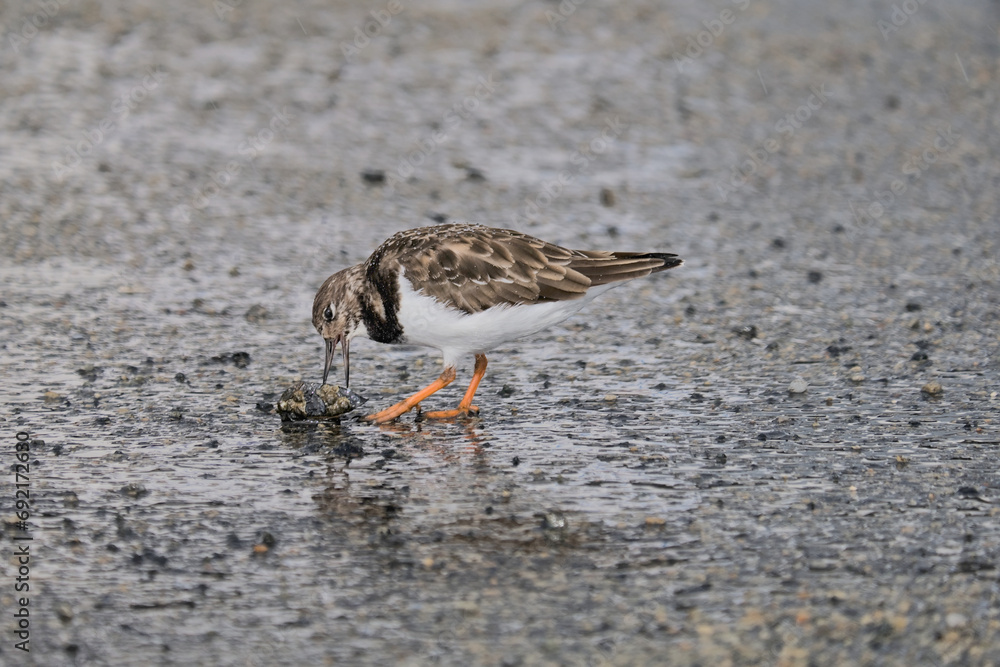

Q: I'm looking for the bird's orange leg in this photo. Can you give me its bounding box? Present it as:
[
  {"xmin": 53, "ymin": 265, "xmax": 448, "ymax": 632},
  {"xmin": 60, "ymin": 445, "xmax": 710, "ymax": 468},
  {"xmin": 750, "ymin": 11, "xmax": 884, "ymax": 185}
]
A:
[
  {"xmin": 425, "ymin": 354, "xmax": 488, "ymax": 420},
  {"xmin": 364, "ymin": 366, "xmax": 456, "ymax": 425}
]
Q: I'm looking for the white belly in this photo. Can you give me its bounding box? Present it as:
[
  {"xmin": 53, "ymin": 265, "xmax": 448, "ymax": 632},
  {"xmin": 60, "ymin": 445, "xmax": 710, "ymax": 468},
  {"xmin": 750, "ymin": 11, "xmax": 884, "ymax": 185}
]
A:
[{"xmin": 396, "ymin": 276, "xmax": 612, "ymax": 367}]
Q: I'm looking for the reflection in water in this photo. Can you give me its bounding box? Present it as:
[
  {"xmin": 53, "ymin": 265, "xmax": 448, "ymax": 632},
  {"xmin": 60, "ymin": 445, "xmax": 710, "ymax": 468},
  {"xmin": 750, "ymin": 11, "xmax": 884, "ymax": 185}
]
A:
[
  {"xmin": 288, "ymin": 417, "xmax": 495, "ymax": 533},
  {"xmin": 277, "ymin": 419, "xmax": 366, "ymax": 460}
]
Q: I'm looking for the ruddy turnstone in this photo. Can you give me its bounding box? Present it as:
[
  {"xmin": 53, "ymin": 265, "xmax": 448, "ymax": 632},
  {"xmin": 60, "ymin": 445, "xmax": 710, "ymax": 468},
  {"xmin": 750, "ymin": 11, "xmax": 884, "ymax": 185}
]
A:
[{"xmin": 312, "ymin": 223, "xmax": 682, "ymax": 424}]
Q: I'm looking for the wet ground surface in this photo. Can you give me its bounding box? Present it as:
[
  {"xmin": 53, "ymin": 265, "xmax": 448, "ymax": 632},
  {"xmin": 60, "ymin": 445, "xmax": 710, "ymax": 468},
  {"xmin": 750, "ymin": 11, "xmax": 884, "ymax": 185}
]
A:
[{"xmin": 1, "ymin": 0, "xmax": 999, "ymax": 665}]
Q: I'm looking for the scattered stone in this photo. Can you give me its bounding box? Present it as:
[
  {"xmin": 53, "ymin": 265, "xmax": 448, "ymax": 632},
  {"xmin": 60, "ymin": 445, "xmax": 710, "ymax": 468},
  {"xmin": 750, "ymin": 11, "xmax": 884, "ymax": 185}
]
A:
[
  {"xmin": 733, "ymin": 325, "xmax": 758, "ymax": 340},
  {"xmin": 905, "ymin": 301, "xmax": 922, "ymax": 312},
  {"xmin": 231, "ymin": 351, "xmax": 251, "ymax": 368},
  {"xmin": 945, "ymin": 612, "xmax": 968, "ymax": 629},
  {"xmin": 849, "ymin": 366, "xmax": 865, "ymax": 383},
  {"xmin": 498, "ymin": 384, "xmax": 516, "ymax": 398},
  {"xmin": 120, "ymin": 483, "xmax": 148, "ymax": 498},
  {"xmin": 360, "ymin": 169, "xmax": 385, "ymax": 184},
  {"xmin": 275, "ymin": 382, "xmax": 367, "ymax": 420},
  {"xmin": 600, "ymin": 187, "xmax": 616, "ymax": 207},
  {"xmin": 245, "ymin": 304, "xmax": 270, "ymax": 324},
  {"xmin": 921, "ymin": 380, "xmax": 943, "ymax": 396},
  {"xmin": 210, "ymin": 352, "xmax": 252, "ymax": 368},
  {"xmin": 827, "ymin": 344, "xmax": 852, "ymax": 358},
  {"xmin": 807, "ymin": 270, "xmax": 823, "ymax": 284},
  {"xmin": 56, "ymin": 602, "xmax": 74, "ymax": 623},
  {"xmin": 788, "ymin": 378, "xmax": 808, "ymax": 394},
  {"xmin": 541, "ymin": 511, "xmax": 567, "ymax": 530},
  {"xmin": 644, "ymin": 516, "xmax": 666, "ymax": 528}
]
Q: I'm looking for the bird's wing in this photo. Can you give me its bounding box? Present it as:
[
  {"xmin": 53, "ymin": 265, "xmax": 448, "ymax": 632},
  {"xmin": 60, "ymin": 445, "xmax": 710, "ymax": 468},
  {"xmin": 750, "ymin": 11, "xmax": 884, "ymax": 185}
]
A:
[{"xmin": 368, "ymin": 224, "xmax": 679, "ymax": 314}]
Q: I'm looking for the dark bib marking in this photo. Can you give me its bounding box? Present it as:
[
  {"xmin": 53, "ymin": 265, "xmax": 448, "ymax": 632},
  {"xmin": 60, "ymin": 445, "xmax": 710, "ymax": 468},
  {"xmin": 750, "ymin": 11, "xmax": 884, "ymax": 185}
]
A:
[{"xmin": 362, "ymin": 268, "xmax": 404, "ymax": 344}]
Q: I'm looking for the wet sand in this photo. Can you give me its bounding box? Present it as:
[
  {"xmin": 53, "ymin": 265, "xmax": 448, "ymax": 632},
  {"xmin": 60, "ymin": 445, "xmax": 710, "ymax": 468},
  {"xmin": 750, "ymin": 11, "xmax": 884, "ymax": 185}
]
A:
[{"xmin": 1, "ymin": 0, "xmax": 998, "ymax": 665}]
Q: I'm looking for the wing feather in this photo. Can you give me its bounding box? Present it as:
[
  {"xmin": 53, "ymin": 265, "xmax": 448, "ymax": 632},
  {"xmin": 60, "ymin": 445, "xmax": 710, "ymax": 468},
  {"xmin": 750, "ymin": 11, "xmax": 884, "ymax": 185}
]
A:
[{"xmin": 366, "ymin": 223, "xmax": 680, "ymax": 314}]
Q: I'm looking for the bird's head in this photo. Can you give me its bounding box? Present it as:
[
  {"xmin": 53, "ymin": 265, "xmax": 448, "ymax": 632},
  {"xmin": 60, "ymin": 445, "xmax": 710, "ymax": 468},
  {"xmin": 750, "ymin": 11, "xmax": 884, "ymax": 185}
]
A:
[{"xmin": 312, "ymin": 266, "xmax": 365, "ymax": 387}]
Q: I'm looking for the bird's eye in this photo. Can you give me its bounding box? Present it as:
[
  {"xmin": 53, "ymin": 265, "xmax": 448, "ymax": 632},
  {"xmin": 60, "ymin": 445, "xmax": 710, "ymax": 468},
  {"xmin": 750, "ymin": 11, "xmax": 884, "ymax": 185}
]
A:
[{"xmin": 323, "ymin": 305, "xmax": 334, "ymax": 322}]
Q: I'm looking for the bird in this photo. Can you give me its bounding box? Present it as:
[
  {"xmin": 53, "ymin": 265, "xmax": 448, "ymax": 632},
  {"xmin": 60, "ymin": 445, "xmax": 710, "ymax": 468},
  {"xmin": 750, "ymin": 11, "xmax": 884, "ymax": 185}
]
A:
[{"xmin": 312, "ymin": 223, "xmax": 682, "ymax": 424}]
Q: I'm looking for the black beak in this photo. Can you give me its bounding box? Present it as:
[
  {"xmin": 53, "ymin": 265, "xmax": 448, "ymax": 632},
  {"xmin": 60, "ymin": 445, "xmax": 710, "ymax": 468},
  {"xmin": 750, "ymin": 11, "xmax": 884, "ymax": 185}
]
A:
[{"xmin": 322, "ymin": 335, "xmax": 350, "ymax": 387}]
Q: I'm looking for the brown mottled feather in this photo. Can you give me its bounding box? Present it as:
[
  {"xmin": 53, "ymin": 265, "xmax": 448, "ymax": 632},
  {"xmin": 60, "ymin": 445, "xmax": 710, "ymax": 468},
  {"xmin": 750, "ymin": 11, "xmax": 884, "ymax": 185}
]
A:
[{"xmin": 365, "ymin": 223, "xmax": 681, "ymax": 314}]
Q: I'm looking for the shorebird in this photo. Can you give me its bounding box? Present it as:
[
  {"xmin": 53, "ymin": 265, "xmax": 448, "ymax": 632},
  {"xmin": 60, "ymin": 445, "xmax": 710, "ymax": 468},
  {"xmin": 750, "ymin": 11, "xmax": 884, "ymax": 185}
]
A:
[{"xmin": 312, "ymin": 223, "xmax": 682, "ymax": 424}]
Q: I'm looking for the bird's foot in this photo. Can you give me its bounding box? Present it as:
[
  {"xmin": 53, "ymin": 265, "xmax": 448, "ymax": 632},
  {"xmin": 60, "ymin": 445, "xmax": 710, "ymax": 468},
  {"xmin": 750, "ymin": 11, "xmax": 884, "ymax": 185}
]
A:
[
  {"xmin": 363, "ymin": 401, "xmax": 415, "ymax": 425},
  {"xmin": 422, "ymin": 405, "xmax": 480, "ymax": 420}
]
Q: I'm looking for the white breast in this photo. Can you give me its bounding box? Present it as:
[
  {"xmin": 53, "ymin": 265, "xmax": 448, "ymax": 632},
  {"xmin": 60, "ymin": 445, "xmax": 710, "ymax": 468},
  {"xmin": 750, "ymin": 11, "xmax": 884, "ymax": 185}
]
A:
[{"xmin": 396, "ymin": 275, "xmax": 613, "ymax": 367}]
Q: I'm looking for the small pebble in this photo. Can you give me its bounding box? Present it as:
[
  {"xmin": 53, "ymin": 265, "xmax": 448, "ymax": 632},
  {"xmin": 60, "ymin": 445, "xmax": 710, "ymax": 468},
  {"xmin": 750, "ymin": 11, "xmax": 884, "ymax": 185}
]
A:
[
  {"xmin": 945, "ymin": 612, "xmax": 968, "ymax": 628},
  {"xmin": 921, "ymin": 380, "xmax": 943, "ymax": 396},
  {"xmin": 120, "ymin": 483, "xmax": 148, "ymax": 498},
  {"xmin": 56, "ymin": 603, "xmax": 74, "ymax": 623},
  {"xmin": 245, "ymin": 304, "xmax": 270, "ymax": 324},
  {"xmin": 788, "ymin": 378, "xmax": 808, "ymax": 394},
  {"xmin": 360, "ymin": 169, "xmax": 385, "ymax": 184}
]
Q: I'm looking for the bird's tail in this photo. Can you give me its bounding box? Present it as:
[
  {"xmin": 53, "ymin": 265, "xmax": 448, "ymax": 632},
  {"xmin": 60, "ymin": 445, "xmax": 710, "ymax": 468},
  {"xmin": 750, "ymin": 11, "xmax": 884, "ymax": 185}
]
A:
[{"xmin": 568, "ymin": 251, "xmax": 683, "ymax": 286}]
